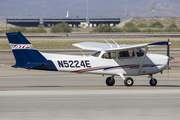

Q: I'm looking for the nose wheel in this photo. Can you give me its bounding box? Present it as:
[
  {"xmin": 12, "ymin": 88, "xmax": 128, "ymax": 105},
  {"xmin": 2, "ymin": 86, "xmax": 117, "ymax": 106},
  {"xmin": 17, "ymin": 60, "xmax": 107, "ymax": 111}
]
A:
[{"xmin": 149, "ymin": 75, "xmax": 157, "ymax": 86}]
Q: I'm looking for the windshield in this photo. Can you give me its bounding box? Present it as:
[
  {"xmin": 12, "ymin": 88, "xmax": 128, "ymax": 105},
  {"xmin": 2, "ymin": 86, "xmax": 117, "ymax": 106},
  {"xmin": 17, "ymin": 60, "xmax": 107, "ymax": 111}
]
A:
[{"xmin": 91, "ymin": 51, "xmax": 101, "ymax": 57}]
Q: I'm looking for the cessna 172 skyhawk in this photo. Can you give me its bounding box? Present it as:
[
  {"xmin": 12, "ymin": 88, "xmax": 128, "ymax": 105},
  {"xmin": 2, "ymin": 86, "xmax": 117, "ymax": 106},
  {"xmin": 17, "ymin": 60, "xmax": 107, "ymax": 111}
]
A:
[{"xmin": 6, "ymin": 32, "xmax": 174, "ymax": 86}]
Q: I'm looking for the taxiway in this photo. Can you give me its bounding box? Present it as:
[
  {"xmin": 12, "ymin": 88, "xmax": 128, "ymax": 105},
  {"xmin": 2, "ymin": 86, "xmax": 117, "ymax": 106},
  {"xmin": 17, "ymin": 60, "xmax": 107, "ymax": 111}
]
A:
[{"xmin": 0, "ymin": 50, "xmax": 180, "ymax": 120}]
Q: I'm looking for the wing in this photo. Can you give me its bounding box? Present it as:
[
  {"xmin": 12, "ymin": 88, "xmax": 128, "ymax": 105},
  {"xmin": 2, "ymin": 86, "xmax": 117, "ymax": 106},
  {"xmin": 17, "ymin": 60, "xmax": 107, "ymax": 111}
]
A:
[
  {"xmin": 72, "ymin": 42, "xmax": 117, "ymax": 51},
  {"xmin": 72, "ymin": 41, "xmax": 169, "ymax": 51},
  {"xmin": 105, "ymin": 41, "xmax": 169, "ymax": 52}
]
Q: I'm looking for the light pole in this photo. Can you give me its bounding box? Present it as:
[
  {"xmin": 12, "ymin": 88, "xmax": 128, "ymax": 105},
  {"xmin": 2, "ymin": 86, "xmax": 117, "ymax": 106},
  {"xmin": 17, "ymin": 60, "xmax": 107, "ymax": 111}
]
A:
[
  {"xmin": 26, "ymin": 5, "xmax": 27, "ymax": 17},
  {"xmin": 85, "ymin": 0, "xmax": 88, "ymax": 19},
  {"xmin": 84, "ymin": 0, "xmax": 89, "ymax": 27}
]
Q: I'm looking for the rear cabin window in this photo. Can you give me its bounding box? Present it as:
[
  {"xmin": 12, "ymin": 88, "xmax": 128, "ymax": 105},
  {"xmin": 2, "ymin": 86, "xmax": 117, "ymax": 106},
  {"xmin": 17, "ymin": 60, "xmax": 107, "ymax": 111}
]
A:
[
  {"xmin": 91, "ymin": 51, "xmax": 101, "ymax": 57},
  {"xmin": 118, "ymin": 50, "xmax": 135, "ymax": 59},
  {"xmin": 102, "ymin": 52, "xmax": 116, "ymax": 59}
]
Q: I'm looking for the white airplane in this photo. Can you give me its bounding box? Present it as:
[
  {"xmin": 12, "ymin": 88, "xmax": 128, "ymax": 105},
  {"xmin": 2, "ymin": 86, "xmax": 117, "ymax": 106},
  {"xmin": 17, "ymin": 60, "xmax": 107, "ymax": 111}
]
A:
[{"xmin": 6, "ymin": 31, "xmax": 174, "ymax": 86}]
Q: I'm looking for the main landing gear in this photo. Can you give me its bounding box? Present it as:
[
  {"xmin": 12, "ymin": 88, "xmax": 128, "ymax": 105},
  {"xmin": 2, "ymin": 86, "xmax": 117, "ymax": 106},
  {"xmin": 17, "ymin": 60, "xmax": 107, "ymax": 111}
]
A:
[
  {"xmin": 106, "ymin": 76, "xmax": 115, "ymax": 86},
  {"xmin": 124, "ymin": 77, "xmax": 134, "ymax": 86},
  {"xmin": 105, "ymin": 75, "xmax": 134, "ymax": 87}
]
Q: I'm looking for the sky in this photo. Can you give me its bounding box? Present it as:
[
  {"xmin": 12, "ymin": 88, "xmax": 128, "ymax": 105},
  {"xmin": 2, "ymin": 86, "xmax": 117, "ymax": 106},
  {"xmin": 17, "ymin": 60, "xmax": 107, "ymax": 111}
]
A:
[
  {"xmin": 0, "ymin": 0, "xmax": 148, "ymax": 18},
  {"xmin": 0, "ymin": 0, "xmax": 179, "ymax": 18}
]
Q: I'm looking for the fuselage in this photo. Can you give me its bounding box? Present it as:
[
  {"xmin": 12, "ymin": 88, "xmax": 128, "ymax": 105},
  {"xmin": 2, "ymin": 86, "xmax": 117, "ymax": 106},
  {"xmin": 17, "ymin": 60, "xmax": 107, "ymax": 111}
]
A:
[{"xmin": 42, "ymin": 50, "xmax": 168, "ymax": 76}]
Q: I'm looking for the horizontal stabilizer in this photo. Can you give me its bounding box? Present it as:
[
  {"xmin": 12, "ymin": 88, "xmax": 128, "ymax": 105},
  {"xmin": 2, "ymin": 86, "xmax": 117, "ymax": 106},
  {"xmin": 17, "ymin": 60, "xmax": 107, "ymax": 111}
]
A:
[{"xmin": 21, "ymin": 62, "xmax": 43, "ymax": 68}]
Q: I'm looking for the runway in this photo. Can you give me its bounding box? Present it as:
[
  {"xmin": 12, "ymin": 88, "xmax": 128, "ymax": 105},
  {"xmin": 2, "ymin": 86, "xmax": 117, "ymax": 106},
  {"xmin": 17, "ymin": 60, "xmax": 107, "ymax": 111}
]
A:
[
  {"xmin": 0, "ymin": 89, "xmax": 180, "ymax": 120},
  {"xmin": 0, "ymin": 50, "xmax": 180, "ymax": 119}
]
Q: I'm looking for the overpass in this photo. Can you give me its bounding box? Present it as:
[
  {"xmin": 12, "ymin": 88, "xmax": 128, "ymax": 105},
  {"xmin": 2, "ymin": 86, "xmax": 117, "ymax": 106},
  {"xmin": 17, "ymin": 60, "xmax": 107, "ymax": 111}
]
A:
[
  {"xmin": 7, "ymin": 18, "xmax": 40, "ymax": 27},
  {"xmin": 7, "ymin": 18, "xmax": 120, "ymax": 27}
]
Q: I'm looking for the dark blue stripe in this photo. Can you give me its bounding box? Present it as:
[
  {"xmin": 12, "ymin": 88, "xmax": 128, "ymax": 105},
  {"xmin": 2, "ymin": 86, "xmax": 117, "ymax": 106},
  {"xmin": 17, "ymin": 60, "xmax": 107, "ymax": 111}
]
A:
[
  {"xmin": 103, "ymin": 64, "xmax": 135, "ymax": 71},
  {"xmin": 79, "ymin": 64, "xmax": 161, "ymax": 73},
  {"xmin": 148, "ymin": 41, "xmax": 169, "ymax": 46},
  {"xmin": 43, "ymin": 60, "xmax": 57, "ymax": 71}
]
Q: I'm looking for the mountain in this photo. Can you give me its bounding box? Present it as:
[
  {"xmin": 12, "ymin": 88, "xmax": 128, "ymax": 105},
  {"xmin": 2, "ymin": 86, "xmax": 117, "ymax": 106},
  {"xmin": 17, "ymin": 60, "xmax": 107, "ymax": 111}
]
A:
[
  {"xmin": 133, "ymin": 0, "xmax": 180, "ymax": 17},
  {"xmin": 0, "ymin": 0, "xmax": 180, "ymax": 18}
]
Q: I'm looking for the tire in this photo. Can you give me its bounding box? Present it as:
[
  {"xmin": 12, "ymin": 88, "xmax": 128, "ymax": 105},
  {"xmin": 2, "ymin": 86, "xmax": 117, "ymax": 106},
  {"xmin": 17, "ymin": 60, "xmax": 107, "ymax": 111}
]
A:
[
  {"xmin": 106, "ymin": 77, "xmax": 115, "ymax": 86},
  {"xmin": 149, "ymin": 78, "xmax": 157, "ymax": 86},
  {"xmin": 124, "ymin": 77, "xmax": 134, "ymax": 86}
]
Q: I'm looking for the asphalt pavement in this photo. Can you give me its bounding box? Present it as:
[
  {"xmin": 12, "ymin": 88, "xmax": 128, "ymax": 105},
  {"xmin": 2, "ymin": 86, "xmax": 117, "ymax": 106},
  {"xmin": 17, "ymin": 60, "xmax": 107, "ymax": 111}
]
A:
[{"xmin": 0, "ymin": 49, "xmax": 180, "ymax": 120}]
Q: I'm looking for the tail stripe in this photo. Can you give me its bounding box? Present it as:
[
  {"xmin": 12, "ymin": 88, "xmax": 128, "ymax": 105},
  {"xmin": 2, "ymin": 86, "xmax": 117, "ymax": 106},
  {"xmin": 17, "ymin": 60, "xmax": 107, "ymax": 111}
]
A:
[{"xmin": 10, "ymin": 43, "xmax": 35, "ymax": 50}]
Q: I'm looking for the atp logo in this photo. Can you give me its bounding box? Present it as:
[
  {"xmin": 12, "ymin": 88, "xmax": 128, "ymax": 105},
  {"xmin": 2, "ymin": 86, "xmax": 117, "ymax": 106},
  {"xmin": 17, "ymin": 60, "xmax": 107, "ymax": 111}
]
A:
[{"xmin": 10, "ymin": 44, "xmax": 35, "ymax": 49}]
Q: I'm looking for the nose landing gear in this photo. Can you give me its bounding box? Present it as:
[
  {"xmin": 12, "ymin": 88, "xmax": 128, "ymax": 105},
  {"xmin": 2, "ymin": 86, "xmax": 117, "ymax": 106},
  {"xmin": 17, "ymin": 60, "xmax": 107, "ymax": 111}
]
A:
[{"xmin": 149, "ymin": 75, "xmax": 157, "ymax": 86}]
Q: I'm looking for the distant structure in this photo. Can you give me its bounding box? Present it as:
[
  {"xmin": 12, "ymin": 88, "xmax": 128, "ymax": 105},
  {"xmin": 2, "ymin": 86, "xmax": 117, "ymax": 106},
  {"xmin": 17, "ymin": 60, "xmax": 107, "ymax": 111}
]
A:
[
  {"xmin": 66, "ymin": 11, "xmax": 69, "ymax": 18},
  {"xmin": 7, "ymin": 18, "xmax": 39, "ymax": 27},
  {"xmin": 7, "ymin": 18, "xmax": 120, "ymax": 28}
]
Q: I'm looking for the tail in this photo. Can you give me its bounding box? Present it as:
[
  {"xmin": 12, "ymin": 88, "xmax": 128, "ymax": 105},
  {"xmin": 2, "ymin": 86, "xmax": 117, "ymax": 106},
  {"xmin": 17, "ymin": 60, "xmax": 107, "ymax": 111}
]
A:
[{"xmin": 6, "ymin": 31, "xmax": 56, "ymax": 70}]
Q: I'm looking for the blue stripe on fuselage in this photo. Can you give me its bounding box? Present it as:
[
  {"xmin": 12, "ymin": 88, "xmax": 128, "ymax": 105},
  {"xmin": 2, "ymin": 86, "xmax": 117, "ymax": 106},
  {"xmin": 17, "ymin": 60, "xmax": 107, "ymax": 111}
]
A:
[{"xmin": 74, "ymin": 64, "xmax": 160, "ymax": 73}]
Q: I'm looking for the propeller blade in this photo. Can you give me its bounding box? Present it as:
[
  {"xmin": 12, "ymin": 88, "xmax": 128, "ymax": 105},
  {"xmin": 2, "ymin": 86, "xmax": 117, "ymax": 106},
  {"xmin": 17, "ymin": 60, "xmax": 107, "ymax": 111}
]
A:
[
  {"xmin": 167, "ymin": 39, "xmax": 170, "ymax": 57},
  {"xmin": 167, "ymin": 39, "xmax": 170, "ymax": 78},
  {"xmin": 168, "ymin": 60, "xmax": 169, "ymax": 79}
]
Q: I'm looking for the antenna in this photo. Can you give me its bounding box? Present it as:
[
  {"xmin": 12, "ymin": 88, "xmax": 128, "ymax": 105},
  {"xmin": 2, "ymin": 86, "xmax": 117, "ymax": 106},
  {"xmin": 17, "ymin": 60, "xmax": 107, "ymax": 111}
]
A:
[
  {"xmin": 79, "ymin": 49, "xmax": 85, "ymax": 57},
  {"xmin": 111, "ymin": 39, "xmax": 119, "ymax": 48},
  {"xmin": 103, "ymin": 38, "xmax": 112, "ymax": 48}
]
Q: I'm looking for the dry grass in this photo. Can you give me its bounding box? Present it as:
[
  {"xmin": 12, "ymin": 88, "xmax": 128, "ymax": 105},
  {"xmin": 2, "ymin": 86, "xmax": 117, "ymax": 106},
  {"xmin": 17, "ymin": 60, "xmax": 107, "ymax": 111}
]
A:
[{"xmin": 1, "ymin": 39, "xmax": 180, "ymax": 50}]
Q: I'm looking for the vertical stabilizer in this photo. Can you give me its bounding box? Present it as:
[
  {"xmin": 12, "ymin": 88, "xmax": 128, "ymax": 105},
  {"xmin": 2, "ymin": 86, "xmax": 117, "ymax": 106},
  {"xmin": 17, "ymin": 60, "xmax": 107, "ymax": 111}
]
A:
[{"xmin": 6, "ymin": 32, "xmax": 47, "ymax": 68}]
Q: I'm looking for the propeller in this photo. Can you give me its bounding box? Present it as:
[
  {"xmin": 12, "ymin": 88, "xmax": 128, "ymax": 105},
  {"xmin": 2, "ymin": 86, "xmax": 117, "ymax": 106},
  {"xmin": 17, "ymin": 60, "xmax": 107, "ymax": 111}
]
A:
[
  {"xmin": 167, "ymin": 39, "xmax": 170, "ymax": 78},
  {"xmin": 167, "ymin": 39, "xmax": 170, "ymax": 58},
  {"xmin": 166, "ymin": 39, "xmax": 174, "ymax": 78}
]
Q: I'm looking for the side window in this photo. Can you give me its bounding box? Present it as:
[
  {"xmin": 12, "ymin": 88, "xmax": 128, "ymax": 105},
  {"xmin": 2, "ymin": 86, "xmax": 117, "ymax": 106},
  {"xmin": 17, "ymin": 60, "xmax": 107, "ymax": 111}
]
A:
[
  {"xmin": 136, "ymin": 49, "xmax": 144, "ymax": 57},
  {"xmin": 102, "ymin": 52, "xmax": 116, "ymax": 59},
  {"xmin": 118, "ymin": 50, "xmax": 135, "ymax": 59},
  {"xmin": 91, "ymin": 51, "xmax": 101, "ymax": 57}
]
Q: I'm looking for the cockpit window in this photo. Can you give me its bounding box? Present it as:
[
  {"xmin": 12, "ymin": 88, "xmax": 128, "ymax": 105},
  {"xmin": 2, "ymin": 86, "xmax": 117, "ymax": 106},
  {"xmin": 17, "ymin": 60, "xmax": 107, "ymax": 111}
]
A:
[
  {"xmin": 118, "ymin": 50, "xmax": 135, "ymax": 59},
  {"xmin": 102, "ymin": 52, "xmax": 116, "ymax": 59},
  {"xmin": 136, "ymin": 49, "xmax": 144, "ymax": 57},
  {"xmin": 91, "ymin": 51, "xmax": 101, "ymax": 57}
]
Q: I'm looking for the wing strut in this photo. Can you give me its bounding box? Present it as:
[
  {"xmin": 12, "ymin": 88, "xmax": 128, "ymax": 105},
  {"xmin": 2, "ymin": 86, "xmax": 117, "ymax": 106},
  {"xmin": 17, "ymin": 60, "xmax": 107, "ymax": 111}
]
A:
[
  {"xmin": 111, "ymin": 39, "xmax": 119, "ymax": 48},
  {"xmin": 138, "ymin": 46, "xmax": 149, "ymax": 74},
  {"xmin": 103, "ymin": 39, "xmax": 112, "ymax": 48}
]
